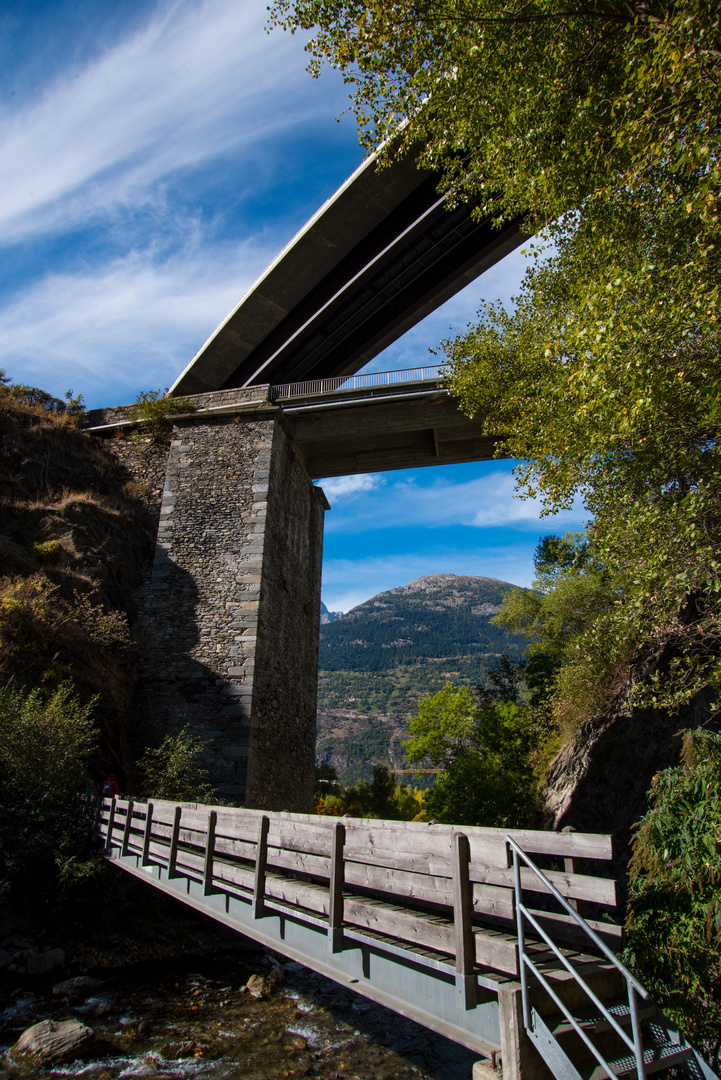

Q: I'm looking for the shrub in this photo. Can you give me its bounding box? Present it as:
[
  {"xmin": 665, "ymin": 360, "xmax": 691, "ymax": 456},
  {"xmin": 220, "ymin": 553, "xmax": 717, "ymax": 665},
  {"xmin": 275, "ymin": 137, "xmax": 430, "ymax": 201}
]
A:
[
  {"xmin": 624, "ymin": 730, "xmax": 721, "ymax": 1069},
  {"xmin": 0, "ymin": 682, "xmax": 99, "ymax": 913},
  {"xmin": 129, "ymin": 389, "xmax": 195, "ymax": 443},
  {"xmin": 137, "ymin": 726, "xmax": 219, "ymax": 803},
  {"xmin": 32, "ymin": 540, "xmax": 63, "ymax": 565}
]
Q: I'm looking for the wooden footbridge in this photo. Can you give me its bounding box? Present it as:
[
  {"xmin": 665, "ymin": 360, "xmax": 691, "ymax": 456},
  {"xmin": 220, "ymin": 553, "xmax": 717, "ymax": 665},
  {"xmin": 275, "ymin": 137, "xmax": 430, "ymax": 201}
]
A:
[{"xmin": 99, "ymin": 798, "xmax": 715, "ymax": 1080}]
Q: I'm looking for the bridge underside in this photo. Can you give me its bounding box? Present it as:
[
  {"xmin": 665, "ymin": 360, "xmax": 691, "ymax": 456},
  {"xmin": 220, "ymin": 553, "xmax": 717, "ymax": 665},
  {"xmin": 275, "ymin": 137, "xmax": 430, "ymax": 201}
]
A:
[
  {"xmin": 284, "ymin": 383, "xmax": 500, "ymax": 478},
  {"xmin": 171, "ymin": 149, "xmax": 526, "ymax": 395}
]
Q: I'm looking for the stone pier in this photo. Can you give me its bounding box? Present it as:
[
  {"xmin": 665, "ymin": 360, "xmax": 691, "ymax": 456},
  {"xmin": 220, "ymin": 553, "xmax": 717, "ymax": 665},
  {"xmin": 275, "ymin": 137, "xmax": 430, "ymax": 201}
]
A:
[{"xmin": 131, "ymin": 403, "xmax": 328, "ymax": 811}]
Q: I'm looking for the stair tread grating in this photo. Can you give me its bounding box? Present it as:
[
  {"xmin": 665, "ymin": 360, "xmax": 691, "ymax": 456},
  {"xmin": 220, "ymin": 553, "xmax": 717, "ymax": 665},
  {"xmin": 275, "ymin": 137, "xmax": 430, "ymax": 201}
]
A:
[
  {"xmin": 579, "ymin": 1040, "xmax": 694, "ymax": 1080},
  {"xmin": 549, "ymin": 999, "xmax": 656, "ymax": 1037}
]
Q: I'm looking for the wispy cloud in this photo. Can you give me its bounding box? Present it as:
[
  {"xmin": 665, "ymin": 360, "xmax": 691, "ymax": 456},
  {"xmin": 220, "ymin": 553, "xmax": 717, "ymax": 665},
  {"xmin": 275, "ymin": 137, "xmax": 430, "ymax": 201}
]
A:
[
  {"xmin": 0, "ymin": 234, "xmax": 280, "ymax": 405},
  {"xmin": 0, "ymin": 0, "xmax": 346, "ymax": 247},
  {"xmin": 321, "ymin": 467, "xmax": 585, "ymax": 534}
]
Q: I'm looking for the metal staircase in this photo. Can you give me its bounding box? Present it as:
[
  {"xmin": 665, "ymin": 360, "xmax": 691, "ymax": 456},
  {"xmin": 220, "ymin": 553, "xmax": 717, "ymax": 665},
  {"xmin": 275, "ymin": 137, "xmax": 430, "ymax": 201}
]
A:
[{"xmin": 507, "ymin": 837, "xmax": 718, "ymax": 1080}]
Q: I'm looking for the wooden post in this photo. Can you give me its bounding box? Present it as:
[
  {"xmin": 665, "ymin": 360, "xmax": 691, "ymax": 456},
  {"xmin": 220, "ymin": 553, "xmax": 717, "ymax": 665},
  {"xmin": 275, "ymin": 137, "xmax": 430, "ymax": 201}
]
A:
[
  {"xmin": 204, "ymin": 810, "xmax": 217, "ymax": 896},
  {"xmin": 562, "ymin": 825, "xmax": 586, "ymax": 917},
  {"xmin": 168, "ymin": 805, "xmax": 182, "ymax": 879},
  {"xmin": 252, "ymin": 814, "xmax": 270, "ymax": 919},
  {"xmin": 104, "ymin": 797, "xmax": 117, "ymax": 854},
  {"xmin": 141, "ymin": 802, "xmax": 154, "ymax": 867},
  {"xmin": 452, "ymin": 831, "xmax": 476, "ymax": 1010},
  {"xmin": 121, "ymin": 799, "xmax": 134, "ymax": 857},
  {"xmin": 328, "ymin": 821, "xmax": 345, "ymax": 953}
]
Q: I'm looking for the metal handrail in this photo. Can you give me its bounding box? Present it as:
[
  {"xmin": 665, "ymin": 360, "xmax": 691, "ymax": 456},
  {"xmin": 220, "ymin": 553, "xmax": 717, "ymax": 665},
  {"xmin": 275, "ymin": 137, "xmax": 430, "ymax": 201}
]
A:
[
  {"xmin": 269, "ymin": 364, "xmax": 445, "ymax": 401},
  {"xmin": 507, "ymin": 835, "xmax": 649, "ymax": 1080}
]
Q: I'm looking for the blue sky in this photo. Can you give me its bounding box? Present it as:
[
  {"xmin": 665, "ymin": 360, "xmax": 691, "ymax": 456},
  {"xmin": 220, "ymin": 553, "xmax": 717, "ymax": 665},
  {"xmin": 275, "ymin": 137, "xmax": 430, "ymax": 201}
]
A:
[{"xmin": 0, "ymin": 0, "xmax": 586, "ymax": 612}]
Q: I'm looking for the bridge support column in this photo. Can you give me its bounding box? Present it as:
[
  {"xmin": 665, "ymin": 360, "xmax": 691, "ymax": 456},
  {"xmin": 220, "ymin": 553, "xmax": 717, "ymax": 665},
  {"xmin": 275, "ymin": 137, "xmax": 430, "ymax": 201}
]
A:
[{"xmin": 134, "ymin": 409, "xmax": 328, "ymax": 811}]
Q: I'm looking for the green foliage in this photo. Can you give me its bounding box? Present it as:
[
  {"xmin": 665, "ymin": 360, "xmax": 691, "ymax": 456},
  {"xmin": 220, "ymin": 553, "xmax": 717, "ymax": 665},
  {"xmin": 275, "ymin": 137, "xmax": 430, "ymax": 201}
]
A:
[
  {"xmin": 0, "ymin": 682, "xmax": 99, "ymax": 913},
  {"xmin": 315, "ymin": 763, "xmax": 425, "ymax": 820},
  {"xmin": 405, "ymin": 683, "xmax": 538, "ymax": 827},
  {"xmin": 625, "ymin": 730, "xmax": 721, "ymax": 1069},
  {"xmin": 137, "ymin": 725, "xmax": 219, "ymax": 803},
  {"xmin": 32, "ymin": 540, "xmax": 63, "ymax": 565},
  {"xmin": 404, "ymin": 683, "xmax": 477, "ymax": 767},
  {"xmin": 273, "ymin": 0, "xmax": 721, "ymax": 726},
  {"xmin": 129, "ymin": 389, "xmax": 196, "ymax": 442},
  {"xmin": 494, "ymin": 532, "xmax": 622, "ymax": 731}
]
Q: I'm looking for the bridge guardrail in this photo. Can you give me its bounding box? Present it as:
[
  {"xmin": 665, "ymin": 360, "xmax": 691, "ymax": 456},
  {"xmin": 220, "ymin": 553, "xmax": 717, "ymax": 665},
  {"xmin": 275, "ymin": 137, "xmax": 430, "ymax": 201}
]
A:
[{"xmin": 268, "ymin": 364, "xmax": 446, "ymax": 401}]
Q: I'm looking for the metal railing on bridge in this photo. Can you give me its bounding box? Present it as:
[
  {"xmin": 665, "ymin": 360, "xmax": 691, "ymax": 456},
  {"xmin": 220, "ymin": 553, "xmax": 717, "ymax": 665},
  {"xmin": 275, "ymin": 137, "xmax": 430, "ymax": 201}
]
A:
[{"xmin": 268, "ymin": 364, "xmax": 445, "ymax": 402}]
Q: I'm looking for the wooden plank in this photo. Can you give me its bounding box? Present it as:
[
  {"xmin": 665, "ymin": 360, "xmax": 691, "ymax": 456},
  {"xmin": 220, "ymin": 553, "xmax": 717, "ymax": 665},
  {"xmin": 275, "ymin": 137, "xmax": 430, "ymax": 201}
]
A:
[
  {"xmin": 122, "ymin": 800, "xmax": 135, "ymax": 857},
  {"xmin": 344, "ymin": 846, "xmax": 452, "ymax": 878},
  {"xmin": 104, "ymin": 798, "xmax": 117, "ymax": 854},
  {"xmin": 344, "ymin": 896, "xmax": 455, "ymax": 955},
  {"xmin": 452, "ymin": 832, "xmax": 476, "ymax": 1008},
  {"xmin": 470, "ymin": 865, "xmax": 617, "ymax": 908},
  {"xmin": 204, "ymin": 810, "xmax": 217, "ymax": 896},
  {"xmin": 265, "ymin": 846, "xmax": 330, "ymax": 878},
  {"xmin": 344, "ymin": 861, "xmax": 453, "ymax": 906},
  {"xmin": 168, "ymin": 805, "xmax": 182, "ymax": 879},
  {"xmin": 141, "ymin": 803, "xmax": 154, "ymax": 867},
  {"xmin": 473, "ymin": 928, "xmax": 519, "ymax": 976},
  {"xmin": 328, "ymin": 821, "xmax": 345, "ymax": 952},
  {"xmin": 472, "ymin": 883, "xmax": 515, "ymax": 921},
  {"xmin": 253, "ymin": 815, "xmax": 269, "ymax": 919},
  {"xmin": 525, "ymin": 908, "xmax": 623, "ymax": 949},
  {"xmin": 502, "ymin": 828, "xmax": 613, "ymax": 862}
]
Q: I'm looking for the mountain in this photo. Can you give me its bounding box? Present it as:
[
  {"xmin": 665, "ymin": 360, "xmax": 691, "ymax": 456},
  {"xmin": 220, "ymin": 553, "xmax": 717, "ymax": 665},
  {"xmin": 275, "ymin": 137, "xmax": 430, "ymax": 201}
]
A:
[
  {"xmin": 320, "ymin": 600, "xmax": 343, "ymax": 624},
  {"xmin": 316, "ymin": 574, "xmax": 527, "ymax": 783}
]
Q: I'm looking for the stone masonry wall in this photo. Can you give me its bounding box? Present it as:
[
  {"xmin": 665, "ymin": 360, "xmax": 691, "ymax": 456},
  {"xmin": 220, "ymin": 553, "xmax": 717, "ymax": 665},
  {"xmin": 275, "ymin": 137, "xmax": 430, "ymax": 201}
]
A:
[
  {"xmin": 132, "ymin": 410, "xmax": 326, "ymax": 809},
  {"xmin": 246, "ymin": 418, "xmax": 328, "ymax": 810}
]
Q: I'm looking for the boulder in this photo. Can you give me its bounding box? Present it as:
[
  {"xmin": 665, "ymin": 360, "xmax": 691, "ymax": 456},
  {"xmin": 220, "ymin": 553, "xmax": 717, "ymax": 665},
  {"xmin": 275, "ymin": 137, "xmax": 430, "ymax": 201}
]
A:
[
  {"xmin": 12, "ymin": 1019, "xmax": 95, "ymax": 1062},
  {"xmin": 52, "ymin": 975, "xmax": 104, "ymax": 998},
  {"xmin": 246, "ymin": 966, "xmax": 284, "ymax": 999}
]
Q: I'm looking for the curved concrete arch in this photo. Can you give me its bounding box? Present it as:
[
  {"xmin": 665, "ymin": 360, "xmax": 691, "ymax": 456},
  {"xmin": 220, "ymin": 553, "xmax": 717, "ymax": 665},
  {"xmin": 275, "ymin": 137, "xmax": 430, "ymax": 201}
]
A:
[{"xmin": 170, "ymin": 148, "xmax": 526, "ymax": 396}]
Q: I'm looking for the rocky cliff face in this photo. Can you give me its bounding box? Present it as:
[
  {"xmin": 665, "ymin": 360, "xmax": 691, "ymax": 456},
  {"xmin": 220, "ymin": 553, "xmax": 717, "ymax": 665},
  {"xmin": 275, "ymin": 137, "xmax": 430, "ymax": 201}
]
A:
[{"xmin": 540, "ymin": 660, "xmax": 716, "ymax": 908}]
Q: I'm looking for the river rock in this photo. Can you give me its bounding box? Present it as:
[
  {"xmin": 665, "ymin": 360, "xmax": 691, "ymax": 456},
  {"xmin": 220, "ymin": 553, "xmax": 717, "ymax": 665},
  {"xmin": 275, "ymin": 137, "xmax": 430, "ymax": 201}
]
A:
[
  {"xmin": 53, "ymin": 975, "xmax": 104, "ymax": 998},
  {"xmin": 246, "ymin": 966, "xmax": 284, "ymax": 999},
  {"xmin": 12, "ymin": 1019, "xmax": 95, "ymax": 1061}
]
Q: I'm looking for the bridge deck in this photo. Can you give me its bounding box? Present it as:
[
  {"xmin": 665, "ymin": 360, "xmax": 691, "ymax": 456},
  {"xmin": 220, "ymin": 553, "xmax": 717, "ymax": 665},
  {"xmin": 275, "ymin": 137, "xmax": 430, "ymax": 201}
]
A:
[{"xmin": 99, "ymin": 799, "xmax": 620, "ymax": 1060}]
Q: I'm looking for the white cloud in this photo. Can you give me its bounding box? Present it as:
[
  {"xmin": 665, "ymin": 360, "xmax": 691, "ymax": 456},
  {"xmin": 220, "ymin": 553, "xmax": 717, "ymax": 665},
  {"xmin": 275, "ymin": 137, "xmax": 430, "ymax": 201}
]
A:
[
  {"xmin": 318, "ymin": 474, "xmax": 386, "ymax": 501},
  {"xmin": 0, "ymin": 233, "xmax": 281, "ymax": 405},
  {"xmin": 323, "ymin": 467, "xmax": 586, "ymax": 534},
  {"xmin": 0, "ymin": 0, "xmax": 347, "ymax": 246}
]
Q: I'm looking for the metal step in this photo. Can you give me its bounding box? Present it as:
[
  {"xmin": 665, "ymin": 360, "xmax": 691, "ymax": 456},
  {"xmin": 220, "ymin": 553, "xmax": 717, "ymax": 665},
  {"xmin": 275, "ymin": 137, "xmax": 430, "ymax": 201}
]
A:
[
  {"xmin": 549, "ymin": 999, "xmax": 657, "ymax": 1039},
  {"xmin": 579, "ymin": 1041, "xmax": 695, "ymax": 1080},
  {"xmin": 529, "ymin": 1007, "xmax": 695, "ymax": 1080}
]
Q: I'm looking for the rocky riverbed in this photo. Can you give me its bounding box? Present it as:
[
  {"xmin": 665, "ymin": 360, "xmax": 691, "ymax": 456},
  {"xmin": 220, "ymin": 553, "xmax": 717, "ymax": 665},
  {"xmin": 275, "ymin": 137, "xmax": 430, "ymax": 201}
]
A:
[{"xmin": 1, "ymin": 941, "xmax": 479, "ymax": 1079}]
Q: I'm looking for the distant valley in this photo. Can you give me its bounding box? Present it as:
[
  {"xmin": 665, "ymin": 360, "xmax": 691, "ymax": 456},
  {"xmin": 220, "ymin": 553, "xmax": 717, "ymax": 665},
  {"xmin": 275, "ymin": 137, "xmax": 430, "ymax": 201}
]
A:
[{"xmin": 316, "ymin": 573, "xmax": 526, "ymax": 783}]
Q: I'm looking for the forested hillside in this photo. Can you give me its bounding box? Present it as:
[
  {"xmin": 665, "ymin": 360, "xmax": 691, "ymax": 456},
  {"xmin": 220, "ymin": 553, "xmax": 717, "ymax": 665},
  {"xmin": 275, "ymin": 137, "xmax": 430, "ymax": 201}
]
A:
[{"xmin": 316, "ymin": 574, "xmax": 526, "ymax": 781}]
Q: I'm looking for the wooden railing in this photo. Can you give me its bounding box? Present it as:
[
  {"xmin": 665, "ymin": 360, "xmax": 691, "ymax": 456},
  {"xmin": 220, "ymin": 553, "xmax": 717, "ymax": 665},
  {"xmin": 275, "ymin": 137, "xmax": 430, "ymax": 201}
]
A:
[{"xmin": 100, "ymin": 799, "xmax": 619, "ymax": 985}]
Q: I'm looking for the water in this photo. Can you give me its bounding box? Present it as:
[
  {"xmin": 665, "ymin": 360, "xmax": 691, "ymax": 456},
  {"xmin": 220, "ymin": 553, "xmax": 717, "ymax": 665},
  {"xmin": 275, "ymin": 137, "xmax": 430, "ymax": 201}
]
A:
[{"xmin": 0, "ymin": 949, "xmax": 477, "ymax": 1079}]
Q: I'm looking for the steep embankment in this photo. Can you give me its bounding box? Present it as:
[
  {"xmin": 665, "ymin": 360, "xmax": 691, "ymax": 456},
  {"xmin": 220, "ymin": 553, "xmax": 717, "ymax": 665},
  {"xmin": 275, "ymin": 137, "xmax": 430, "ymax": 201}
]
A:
[
  {"xmin": 0, "ymin": 389, "xmax": 166, "ymax": 778},
  {"xmin": 316, "ymin": 573, "xmax": 525, "ymax": 782}
]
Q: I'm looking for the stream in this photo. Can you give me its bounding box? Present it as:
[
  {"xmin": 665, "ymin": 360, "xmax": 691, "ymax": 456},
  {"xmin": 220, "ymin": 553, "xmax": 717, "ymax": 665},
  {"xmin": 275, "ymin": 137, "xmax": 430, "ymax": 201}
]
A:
[{"xmin": 0, "ymin": 945, "xmax": 478, "ymax": 1080}]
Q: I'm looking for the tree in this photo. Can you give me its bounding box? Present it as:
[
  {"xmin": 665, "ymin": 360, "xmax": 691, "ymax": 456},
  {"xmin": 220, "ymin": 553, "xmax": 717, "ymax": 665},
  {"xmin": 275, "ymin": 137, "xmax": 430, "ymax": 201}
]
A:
[
  {"xmin": 271, "ymin": 0, "xmax": 721, "ymax": 718},
  {"xmin": 405, "ymin": 685, "xmax": 538, "ymax": 826}
]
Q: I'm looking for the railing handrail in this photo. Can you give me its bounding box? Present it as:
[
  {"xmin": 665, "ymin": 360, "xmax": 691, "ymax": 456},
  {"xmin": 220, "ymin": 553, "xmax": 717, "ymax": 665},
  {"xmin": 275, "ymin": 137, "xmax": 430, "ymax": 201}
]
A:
[
  {"xmin": 269, "ymin": 364, "xmax": 445, "ymax": 401},
  {"xmin": 508, "ymin": 835, "xmax": 649, "ymax": 1080},
  {"xmin": 506, "ymin": 835, "xmax": 647, "ymax": 997}
]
